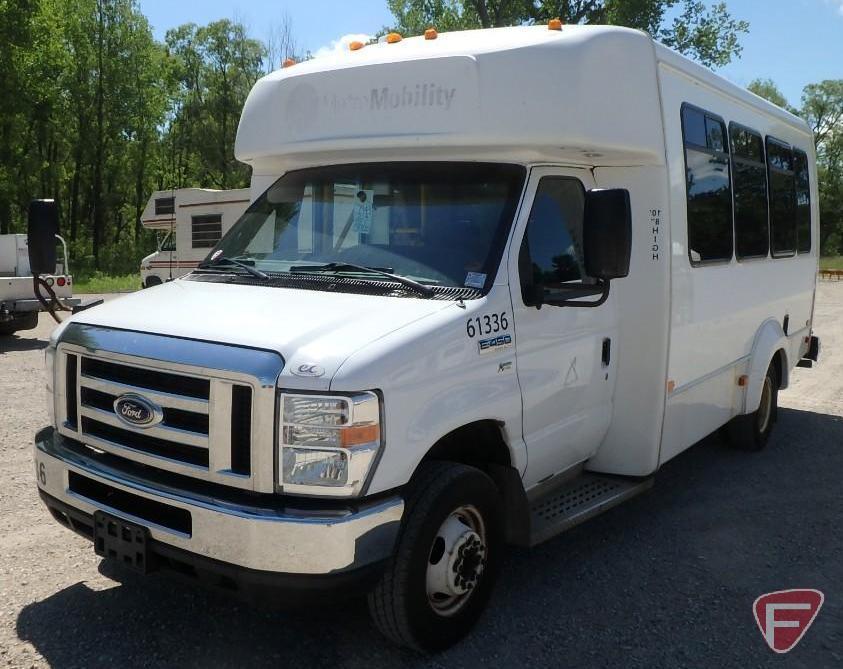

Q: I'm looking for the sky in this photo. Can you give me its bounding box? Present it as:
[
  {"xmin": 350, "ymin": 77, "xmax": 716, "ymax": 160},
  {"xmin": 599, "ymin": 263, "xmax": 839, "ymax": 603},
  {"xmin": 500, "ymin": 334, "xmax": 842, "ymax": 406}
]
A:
[{"xmin": 137, "ymin": 0, "xmax": 843, "ymax": 106}]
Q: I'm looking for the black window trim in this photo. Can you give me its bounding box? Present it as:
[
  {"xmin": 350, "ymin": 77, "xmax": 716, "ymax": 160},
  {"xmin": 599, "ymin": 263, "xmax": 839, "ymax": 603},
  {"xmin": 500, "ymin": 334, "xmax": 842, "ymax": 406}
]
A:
[
  {"xmin": 680, "ymin": 102, "xmax": 734, "ymax": 267},
  {"xmin": 765, "ymin": 135, "xmax": 796, "ymax": 259},
  {"xmin": 792, "ymin": 146, "xmax": 812, "ymax": 255},
  {"xmin": 728, "ymin": 121, "xmax": 770, "ymax": 262}
]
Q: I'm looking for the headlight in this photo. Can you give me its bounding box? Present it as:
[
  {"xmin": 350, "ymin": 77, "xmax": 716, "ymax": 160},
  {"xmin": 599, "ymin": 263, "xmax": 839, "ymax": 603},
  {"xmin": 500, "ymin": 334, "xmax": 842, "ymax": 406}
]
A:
[
  {"xmin": 45, "ymin": 345, "xmax": 56, "ymax": 424},
  {"xmin": 278, "ymin": 391, "xmax": 382, "ymax": 497}
]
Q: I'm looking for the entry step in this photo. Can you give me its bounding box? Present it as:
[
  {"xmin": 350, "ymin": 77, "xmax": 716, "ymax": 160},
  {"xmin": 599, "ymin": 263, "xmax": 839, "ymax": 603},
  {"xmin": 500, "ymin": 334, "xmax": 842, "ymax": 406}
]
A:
[{"xmin": 529, "ymin": 473, "xmax": 654, "ymax": 546}]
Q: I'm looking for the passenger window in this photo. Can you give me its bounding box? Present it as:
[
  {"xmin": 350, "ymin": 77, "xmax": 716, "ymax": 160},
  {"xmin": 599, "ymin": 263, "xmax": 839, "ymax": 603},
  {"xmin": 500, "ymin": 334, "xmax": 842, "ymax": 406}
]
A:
[
  {"xmin": 766, "ymin": 138, "xmax": 796, "ymax": 257},
  {"xmin": 729, "ymin": 124, "xmax": 769, "ymax": 259},
  {"xmin": 793, "ymin": 149, "xmax": 811, "ymax": 254},
  {"xmin": 682, "ymin": 106, "xmax": 733, "ymax": 263},
  {"xmin": 519, "ymin": 177, "xmax": 586, "ymax": 304}
]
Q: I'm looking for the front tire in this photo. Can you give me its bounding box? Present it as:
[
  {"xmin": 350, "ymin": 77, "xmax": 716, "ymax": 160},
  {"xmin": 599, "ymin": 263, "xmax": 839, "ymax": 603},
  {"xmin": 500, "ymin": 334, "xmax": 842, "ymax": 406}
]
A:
[
  {"xmin": 725, "ymin": 363, "xmax": 778, "ymax": 451},
  {"xmin": 367, "ymin": 461, "xmax": 503, "ymax": 652}
]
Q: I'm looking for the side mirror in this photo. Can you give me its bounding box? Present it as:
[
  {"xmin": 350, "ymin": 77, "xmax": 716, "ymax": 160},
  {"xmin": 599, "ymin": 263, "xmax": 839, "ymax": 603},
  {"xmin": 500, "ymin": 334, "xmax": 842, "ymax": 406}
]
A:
[
  {"xmin": 27, "ymin": 199, "xmax": 59, "ymax": 275},
  {"xmin": 583, "ymin": 189, "xmax": 631, "ymax": 280}
]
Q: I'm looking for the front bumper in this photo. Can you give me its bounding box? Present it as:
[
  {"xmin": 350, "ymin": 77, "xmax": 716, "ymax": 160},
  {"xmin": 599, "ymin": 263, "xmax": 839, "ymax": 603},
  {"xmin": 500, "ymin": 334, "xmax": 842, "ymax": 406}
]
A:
[{"xmin": 34, "ymin": 427, "xmax": 403, "ymax": 578}]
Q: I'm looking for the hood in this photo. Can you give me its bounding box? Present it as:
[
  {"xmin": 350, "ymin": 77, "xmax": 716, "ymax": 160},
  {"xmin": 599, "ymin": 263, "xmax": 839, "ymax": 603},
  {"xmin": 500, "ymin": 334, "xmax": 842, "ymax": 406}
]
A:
[{"xmin": 64, "ymin": 279, "xmax": 454, "ymax": 387}]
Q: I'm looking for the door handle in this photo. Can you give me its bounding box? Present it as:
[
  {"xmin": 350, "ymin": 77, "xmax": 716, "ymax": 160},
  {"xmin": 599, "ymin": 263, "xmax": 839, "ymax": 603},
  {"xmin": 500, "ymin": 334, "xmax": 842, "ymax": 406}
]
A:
[{"xmin": 602, "ymin": 338, "xmax": 611, "ymax": 367}]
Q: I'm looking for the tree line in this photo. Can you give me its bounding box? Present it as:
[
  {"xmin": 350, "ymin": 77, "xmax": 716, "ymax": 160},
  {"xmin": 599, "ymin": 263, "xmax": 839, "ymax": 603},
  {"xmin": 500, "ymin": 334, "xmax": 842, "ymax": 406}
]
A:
[
  {"xmin": 0, "ymin": 0, "xmax": 296, "ymax": 276},
  {"xmin": 0, "ymin": 0, "xmax": 840, "ymax": 281}
]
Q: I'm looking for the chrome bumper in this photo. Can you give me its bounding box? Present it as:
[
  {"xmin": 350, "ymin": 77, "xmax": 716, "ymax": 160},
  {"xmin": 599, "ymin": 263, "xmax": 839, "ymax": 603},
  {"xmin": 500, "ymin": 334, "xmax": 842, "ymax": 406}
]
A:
[{"xmin": 34, "ymin": 428, "xmax": 403, "ymax": 575}]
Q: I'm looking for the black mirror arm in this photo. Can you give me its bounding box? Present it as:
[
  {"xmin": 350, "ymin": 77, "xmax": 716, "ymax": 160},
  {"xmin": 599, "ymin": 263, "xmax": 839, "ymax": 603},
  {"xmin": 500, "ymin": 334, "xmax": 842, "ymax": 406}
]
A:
[{"xmin": 546, "ymin": 279, "xmax": 611, "ymax": 308}]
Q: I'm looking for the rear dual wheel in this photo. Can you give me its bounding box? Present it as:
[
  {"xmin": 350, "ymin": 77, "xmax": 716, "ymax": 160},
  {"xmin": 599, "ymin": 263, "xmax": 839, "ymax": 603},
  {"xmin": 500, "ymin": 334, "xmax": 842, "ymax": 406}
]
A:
[
  {"xmin": 367, "ymin": 461, "xmax": 502, "ymax": 652},
  {"xmin": 725, "ymin": 363, "xmax": 779, "ymax": 451}
]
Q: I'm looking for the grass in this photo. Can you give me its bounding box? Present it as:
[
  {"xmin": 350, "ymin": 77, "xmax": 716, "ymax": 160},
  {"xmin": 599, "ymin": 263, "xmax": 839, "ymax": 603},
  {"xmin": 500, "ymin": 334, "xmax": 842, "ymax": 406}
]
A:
[
  {"xmin": 72, "ymin": 272, "xmax": 140, "ymax": 294},
  {"xmin": 820, "ymin": 256, "xmax": 843, "ymax": 270}
]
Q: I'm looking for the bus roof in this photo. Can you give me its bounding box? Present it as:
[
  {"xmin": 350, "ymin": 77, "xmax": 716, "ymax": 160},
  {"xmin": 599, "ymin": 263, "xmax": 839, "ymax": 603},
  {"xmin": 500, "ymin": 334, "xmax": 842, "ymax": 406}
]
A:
[{"xmin": 235, "ymin": 24, "xmax": 810, "ymax": 172}]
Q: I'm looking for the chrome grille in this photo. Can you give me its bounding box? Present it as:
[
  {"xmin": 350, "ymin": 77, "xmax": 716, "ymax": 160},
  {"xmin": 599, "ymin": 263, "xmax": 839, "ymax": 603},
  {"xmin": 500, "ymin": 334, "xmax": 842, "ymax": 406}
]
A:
[{"xmin": 55, "ymin": 324, "xmax": 284, "ymax": 492}]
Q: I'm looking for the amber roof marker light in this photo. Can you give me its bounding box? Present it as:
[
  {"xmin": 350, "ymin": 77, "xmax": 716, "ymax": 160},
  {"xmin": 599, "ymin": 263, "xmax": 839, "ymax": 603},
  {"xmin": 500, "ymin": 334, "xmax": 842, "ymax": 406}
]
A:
[
  {"xmin": 548, "ymin": 18, "xmax": 563, "ymax": 30},
  {"xmin": 386, "ymin": 32, "xmax": 402, "ymax": 43},
  {"xmin": 349, "ymin": 40, "xmax": 364, "ymax": 51},
  {"xmin": 282, "ymin": 58, "xmax": 296, "ymax": 68},
  {"xmin": 424, "ymin": 27, "xmax": 438, "ymax": 40}
]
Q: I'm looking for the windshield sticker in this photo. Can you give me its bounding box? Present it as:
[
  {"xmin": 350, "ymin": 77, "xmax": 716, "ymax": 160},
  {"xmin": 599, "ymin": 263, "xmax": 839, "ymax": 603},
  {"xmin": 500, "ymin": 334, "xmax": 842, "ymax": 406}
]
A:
[
  {"xmin": 465, "ymin": 272, "xmax": 486, "ymax": 289},
  {"xmin": 352, "ymin": 189, "xmax": 374, "ymax": 234}
]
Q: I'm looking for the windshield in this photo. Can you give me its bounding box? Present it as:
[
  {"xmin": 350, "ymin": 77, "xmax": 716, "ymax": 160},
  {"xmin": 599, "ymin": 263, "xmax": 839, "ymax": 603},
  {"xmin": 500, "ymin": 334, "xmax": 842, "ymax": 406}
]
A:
[{"xmin": 205, "ymin": 163, "xmax": 525, "ymax": 293}]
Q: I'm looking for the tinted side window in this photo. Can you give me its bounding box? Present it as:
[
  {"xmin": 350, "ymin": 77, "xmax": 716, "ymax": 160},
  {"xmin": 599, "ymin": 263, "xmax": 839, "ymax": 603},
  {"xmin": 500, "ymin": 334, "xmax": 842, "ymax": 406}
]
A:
[
  {"xmin": 793, "ymin": 149, "xmax": 811, "ymax": 254},
  {"xmin": 520, "ymin": 177, "xmax": 586, "ymax": 303},
  {"xmin": 682, "ymin": 106, "xmax": 733, "ymax": 263},
  {"xmin": 192, "ymin": 214, "xmax": 223, "ymax": 248},
  {"xmin": 766, "ymin": 137, "xmax": 796, "ymax": 257},
  {"xmin": 729, "ymin": 124, "xmax": 769, "ymax": 259}
]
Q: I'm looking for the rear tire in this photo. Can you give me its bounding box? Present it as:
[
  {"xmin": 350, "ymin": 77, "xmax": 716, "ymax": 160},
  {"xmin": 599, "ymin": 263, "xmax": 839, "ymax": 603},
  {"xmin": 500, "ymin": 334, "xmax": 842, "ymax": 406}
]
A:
[
  {"xmin": 725, "ymin": 363, "xmax": 778, "ymax": 451},
  {"xmin": 0, "ymin": 311, "xmax": 38, "ymax": 336},
  {"xmin": 367, "ymin": 461, "xmax": 503, "ymax": 652}
]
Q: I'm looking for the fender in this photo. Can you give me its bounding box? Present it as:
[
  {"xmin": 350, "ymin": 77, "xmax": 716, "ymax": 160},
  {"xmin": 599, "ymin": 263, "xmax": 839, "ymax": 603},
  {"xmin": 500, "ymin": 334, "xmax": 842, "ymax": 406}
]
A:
[{"xmin": 744, "ymin": 318, "xmax": 789, "ymax": 414}]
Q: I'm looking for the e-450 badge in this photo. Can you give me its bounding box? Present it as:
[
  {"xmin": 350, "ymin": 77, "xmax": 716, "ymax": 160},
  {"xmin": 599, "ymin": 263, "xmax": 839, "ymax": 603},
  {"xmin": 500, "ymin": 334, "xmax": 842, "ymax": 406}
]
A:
[{"xmin": 478, "ymin": 334, "xmax": 513, "ymax": 355}]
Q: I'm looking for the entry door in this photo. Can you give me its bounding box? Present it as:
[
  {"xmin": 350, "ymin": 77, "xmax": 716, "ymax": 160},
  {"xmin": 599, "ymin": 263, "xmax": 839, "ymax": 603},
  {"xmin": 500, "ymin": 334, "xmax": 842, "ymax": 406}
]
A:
[{"xmin": 509, "ymin": 167, "xmax": 618, "ymax": 489}]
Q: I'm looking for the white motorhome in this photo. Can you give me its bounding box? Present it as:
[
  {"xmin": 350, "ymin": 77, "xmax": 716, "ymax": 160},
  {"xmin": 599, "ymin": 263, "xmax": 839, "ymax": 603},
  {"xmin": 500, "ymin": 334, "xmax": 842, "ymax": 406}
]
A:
[
  {"xmin": 139, "ymin": 188, "xmax": 250, "ymax": 287},
  {"xmin": 33, "ymin": 24, "xmax": 820, "ymax": 651},
  {"xmin": 0, "ymin": 232, "xmax": 78, "ymax": 335}
]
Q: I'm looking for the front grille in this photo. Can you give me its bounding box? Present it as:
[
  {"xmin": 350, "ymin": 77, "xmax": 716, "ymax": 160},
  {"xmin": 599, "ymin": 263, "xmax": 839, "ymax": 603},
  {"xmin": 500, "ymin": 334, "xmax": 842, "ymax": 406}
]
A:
[
  {"xmin": 56, "ymin": 329, "xmax": 281, "ymax": 491},
  {"xmin": 81, "ymin": 357, "xmax": 211, "ymax": 399},
  {"xmin": 81, "ymin": 416, "xmax": 210, "ymax": 467}
]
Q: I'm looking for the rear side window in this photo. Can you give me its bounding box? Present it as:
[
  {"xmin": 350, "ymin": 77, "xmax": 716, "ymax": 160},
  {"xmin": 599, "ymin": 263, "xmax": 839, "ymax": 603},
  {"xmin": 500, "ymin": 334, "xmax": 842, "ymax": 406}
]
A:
[
  {"xmin": 192, "ymin": 214, "xmax": 223, "ymax": 248},
  {"xmin": 729, "ymin": 124, "xmax": 769, "ymax": 259},
  {"xmin": 766, "ymin": 138, "xmax": 796, "ymax": 257},
  {"xmin": 793, "ymin": 149, "xmax": 811, "ymax": 254},
  {"xmin": 682, "ymin": 106, "xmax": 733, "ymax": 263}
]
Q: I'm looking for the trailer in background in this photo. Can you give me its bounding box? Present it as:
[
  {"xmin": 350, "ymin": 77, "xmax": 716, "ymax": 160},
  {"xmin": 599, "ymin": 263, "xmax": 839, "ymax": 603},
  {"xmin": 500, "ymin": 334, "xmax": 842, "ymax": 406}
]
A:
[
  {"xmin": 0, "ymin": 233, "xmax": 78, "ymax": 335},
  {"xmin": 139, "ymin": 188, "xmax": 250, "ymax": 287}
]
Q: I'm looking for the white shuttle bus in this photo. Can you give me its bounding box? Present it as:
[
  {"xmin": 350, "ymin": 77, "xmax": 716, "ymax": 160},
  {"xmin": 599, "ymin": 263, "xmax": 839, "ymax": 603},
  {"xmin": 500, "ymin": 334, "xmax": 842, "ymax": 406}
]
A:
[
  {"xmin": 32, "ymin": 24, "xmax": 820, "ymax": 651},
  {"xmin": 139, "ymin": 188, "xmax": 250, "ymax": 287}
]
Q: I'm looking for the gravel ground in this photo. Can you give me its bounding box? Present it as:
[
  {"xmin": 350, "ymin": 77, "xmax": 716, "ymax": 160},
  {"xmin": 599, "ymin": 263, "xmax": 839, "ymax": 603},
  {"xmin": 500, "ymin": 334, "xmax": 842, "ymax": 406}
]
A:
[{"xmin": 1, "ymin": 286, "xmax": 842, "ymax": 668}]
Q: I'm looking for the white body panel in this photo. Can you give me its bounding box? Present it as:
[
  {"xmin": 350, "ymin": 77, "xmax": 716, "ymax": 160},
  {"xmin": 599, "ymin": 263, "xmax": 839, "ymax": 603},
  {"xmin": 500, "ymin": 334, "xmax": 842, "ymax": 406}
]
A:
[
  {"xmin": 139, "ymin": 188, "xmax": 250, "ymax": 285},
  {"xmin": 655, "ymin": 50, "xmax": 818, "ymax": 462},
  {"xmin": 52, "ymin": 25, "xmax": 817, "ymax": 501}
]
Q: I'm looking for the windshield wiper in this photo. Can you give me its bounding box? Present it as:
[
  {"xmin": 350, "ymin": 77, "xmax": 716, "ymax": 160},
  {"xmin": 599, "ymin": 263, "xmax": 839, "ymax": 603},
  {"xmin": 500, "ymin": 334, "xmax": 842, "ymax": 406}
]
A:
[
  {"xmin": 198, "ymin": 255, "xmax": 269, "ymax": 281},
  {"xmin": 289, "ymin": 262, "xmax": 434, "ymax": 297}
]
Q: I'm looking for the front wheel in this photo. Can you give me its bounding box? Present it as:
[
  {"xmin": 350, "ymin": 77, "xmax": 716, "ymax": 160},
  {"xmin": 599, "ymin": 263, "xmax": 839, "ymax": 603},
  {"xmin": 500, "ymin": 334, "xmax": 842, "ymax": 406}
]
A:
[
  {"xmin": 367, "ymin": 461, "xmax": 503, "ymax": 652},
  {"xmin": 725, "ymin": 363, "xmax": 778, "ymax": 451}
]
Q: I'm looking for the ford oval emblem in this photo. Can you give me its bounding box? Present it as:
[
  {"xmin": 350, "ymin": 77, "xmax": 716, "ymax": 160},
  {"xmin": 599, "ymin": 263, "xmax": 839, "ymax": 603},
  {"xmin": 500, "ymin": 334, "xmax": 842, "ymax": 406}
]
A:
[{"xmin": 113, "ymin": 394, "xmax": 163, "ymax": 429}]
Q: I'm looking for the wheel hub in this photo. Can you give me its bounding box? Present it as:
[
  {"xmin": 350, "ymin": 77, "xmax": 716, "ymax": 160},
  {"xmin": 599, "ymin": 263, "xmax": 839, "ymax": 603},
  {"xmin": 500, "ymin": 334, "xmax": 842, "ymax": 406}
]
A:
[
  {"xmin": 426, "ymin": 505, "xmax": 487, "ymax": 616},
  {"xmin": 448, "ymin": 530, "xmax": 486, "ymax": 594}
]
